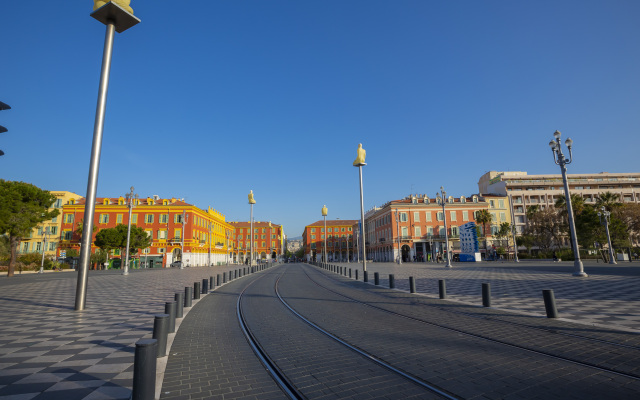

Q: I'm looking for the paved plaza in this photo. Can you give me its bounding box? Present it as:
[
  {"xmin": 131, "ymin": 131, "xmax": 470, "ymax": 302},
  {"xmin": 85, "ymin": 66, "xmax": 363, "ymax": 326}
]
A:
[
  {"xmin": 0, "ymin": 260, "xmax": 638, "ymax": 399},
  {"xmin": 329, "ymin": 260, "xmax": 640, "ymax": 332}
]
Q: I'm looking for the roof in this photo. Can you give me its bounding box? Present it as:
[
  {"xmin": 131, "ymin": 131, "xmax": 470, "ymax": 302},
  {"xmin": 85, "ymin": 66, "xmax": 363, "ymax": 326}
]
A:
[
  {"xmin": 306, "ymin": 219, "xmax": 359, "ymax": 227},
  {"xmin": 228, "ymin": 221, "xmax": 282, "ymax": 228}
]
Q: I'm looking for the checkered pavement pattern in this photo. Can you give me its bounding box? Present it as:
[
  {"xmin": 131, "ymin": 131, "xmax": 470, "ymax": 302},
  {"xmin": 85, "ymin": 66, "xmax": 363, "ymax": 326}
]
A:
[
  {"xmin": 0, "ymin": 265, "xmax": 248, "ymax": 400},
  {"xmin": 331, "ymin": 261, "xmax": 640, "ymax": 331}
]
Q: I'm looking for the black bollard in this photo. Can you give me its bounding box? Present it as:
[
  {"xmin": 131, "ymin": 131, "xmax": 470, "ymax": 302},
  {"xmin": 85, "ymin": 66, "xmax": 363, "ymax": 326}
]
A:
[
  {"xmin": 542, "ymin": 289, "xmax": 558, "ymax": 318},
  {"xmin": 374, "ymin": 272, "xmax": 380, "ymax": 285},
  {"xmin": 364, "ymin": 270, "xmax": 368, "ymax": 282},
  {"xmin": 355, "ymin": 270, "xmax": 359, "ymax": 280},
  {"xmin": 165, "ymin": 301, "xmax": 176, "ymax": 333},
  {"xmin": 210, "ymin": 276, "xmax": 214, "ymax": 289},
  {"xmin": 409, "ymin": 276, "xmax": 416, "ymax": 293},
  {"xmin": 439, "ymin": 279, "xmax": 446, "ymax": 299},
  {"xmin": 389, "ymin": 274, "xmax": 395, "ymax": 289},
  {"xmin": 349, "ymin": 268, "xmax": 352, "ymax": 278},
  {"xmin": 152, "ymin": 314, "xmax": 169, "ymax": 357},
  {"xmin": 174, "ymin": 292, "xmax": 184, "ymax": 318},
  {"xmin": 217, "ymin": 274, "xmax": 221, "ymax": 286},
  {"xmin": 223, "ymin": 272, "xmax": 227, "ymax": 283},
  {"xmin": 202, "ymin": 279, "xmax": 209, "ymax": 294},
  {"xmin": 194, "ymin": 282, "xmax": 201, "ymax": 299},
  {"xmin": 132, "ymin": 338, "xmax": 157, "ymax": 400},
  {"xmin": 184, "ymin": 287, "xmax": 193, "ymax": 307},
  {"xmin": 482, "ymin": 283, "xmax": 491, "ymax": 307}
]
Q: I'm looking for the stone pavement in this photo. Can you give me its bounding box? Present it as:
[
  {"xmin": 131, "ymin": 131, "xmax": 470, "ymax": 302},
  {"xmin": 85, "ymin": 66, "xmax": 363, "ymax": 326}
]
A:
[
  {"xmin": 0, "ymin": 264, "xmax": 254, "ymax": 400},
  {"xmin": 329, "ymin": 260, "xmax": 640, "ymax": 332}
]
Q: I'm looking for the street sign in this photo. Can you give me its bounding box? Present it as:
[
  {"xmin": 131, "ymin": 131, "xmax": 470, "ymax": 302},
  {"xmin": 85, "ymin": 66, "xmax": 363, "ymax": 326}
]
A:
[{"xmin": 60, "ymin": 250, "xmax": 66, "ymax": 258}]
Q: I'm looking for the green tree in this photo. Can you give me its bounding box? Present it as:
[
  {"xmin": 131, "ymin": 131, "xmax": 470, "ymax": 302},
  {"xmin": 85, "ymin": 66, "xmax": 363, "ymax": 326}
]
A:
[
  {"xmin": 595, "ymin": 191, "xmax": 621, "ymax": 211},
  {"xmin": 0, "ymin": 181, "xmax": 59, "ymax": 277},
  {"xmin": 523, "ymin": 206, "xmax": 561, "ymax": 253},
  {"xmin": 475, "ymin": 209, "xmax": 493, "ymax": 256},
  {"xmin": 94, "ymin": 224, "xmax": 152, "ymax": 267}
]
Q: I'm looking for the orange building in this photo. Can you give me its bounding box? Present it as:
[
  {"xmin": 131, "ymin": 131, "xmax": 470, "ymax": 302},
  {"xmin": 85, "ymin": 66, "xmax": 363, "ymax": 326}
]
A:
[
  {"xmin": 228, "ymin": 221, "xmax": 284, "ymax": 264},
  {"xmin": 302, "ymin": 219, "xmax": 359, "ymax": 262},
  {"xmin": 59, "ymin": 195, "xmax": 232, "ymax": 268},
  {"xmin": 363, "ymin": 194, "xmax": 491, "ymax": 262}
]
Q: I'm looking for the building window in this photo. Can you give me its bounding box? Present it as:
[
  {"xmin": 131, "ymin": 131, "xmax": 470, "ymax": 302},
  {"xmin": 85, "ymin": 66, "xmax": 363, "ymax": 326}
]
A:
[
  {"xmin": 450, "ymin": 211, "xmax": 457, "ymax": 221},
  {"xmin": 311, "ymin": 228, "xmax": 315, "ymax": 233},
  {"xmin": 499, "ymin": 199, "xmax": 505, "ymax": 208},
  {"xmin": 437, "ymin": 212, "xmax": 443, "ymax": 221},
  {"xmin": 22, "ymin": 242, "xmax": 29, "ymax": 252},
  {"xmin": 64, "ymin": 231, "xmax": 73, "ymax": 240},
  {"xmin": 415, "ymin": 227, "xmax": 421, "ymax": 237},
  {"xmin": 414, "ymin": 212, "xmax": 420, "ymax": 222},
  {"xmin": 50, "ymin": 226, "xmax": 58, "ymax": 235},
  {"xmin": 160, "ymin": 214, "xmax": 169, "ymax": 224},
  {"xmin": 261, "ymin": 235, "xmax": 265, "ymax": 239},
  {"xmin": 500, "ymin": 212, "xmax": 506, "ymax": 222},
  {"xmin": 175, "ymin": 229, "xmax": 181, "ymax": 239},
  {"xmin": 427, "ymin": 227, "xmax": 433, "ymax": 237},
  {"xmin": 401, "ymin": 227, "xmax": 408, "ymax": 237},
  {"xmin": 451, "ymin": 226, "xmax": 459, "ymax": 236},
  {"xmin": 116, "ymin": 214, "xmax": 123, "ymax": 224},
  {"xmin": 321, "ymin": 235, "xmax": 324, "ymax": 239},
  {"xmin": 400, "ymin": 212, "xmax": 408, "ymax": 222},
  {"xmin": 158, "ymin": 230, "xmax": 167, "ymax": 239},
  {"xmin": 311, "ymin": 235, "xmax": 316, "ymax": 239},
  {"xmin": 54, "ymin": 199, "xmax": 63, "ymax": 208},
  {"xmin": 262, "ymin": 241, "xmax": 266, "ymax": 247},
  {"xmin": 463, "ymin": 211, "xmax": 469, "ymax": 221},
  {"xmin": 271, "ymin": 241, "xmax": 275, "ymax": 247},
  {"xmin": 159, "ymin": 248, "xmax": 166, "ymax": 254},
  {"xmin": 238, "ymin": 235, "xmax": 243, "ymax": 240},
  {"xmin": 425, "ymin": 212, "xmax": 432, "ymax": 222},
  {"xmin": 52, "ymin": 216, "xmax": 57, "ymax": 223},
  {"xmin": 49, "ymin": 242, "xmax": 57, "ymax": 251},
  {"xmin": 341, "ymin": 228, "xmax": 345, "ymax": 232},
  {"xmin": 145, "ymin": 214, "xmax": 154, "ymax": 224},
  {"xmin": 175, "ymin": 214, "xmax": 184, "ymax": 223},
  {"xmin": 490, "ymin": 200, "xmax": 495, "ymax": 208},
  {"xmin": 439, "ymin": 227, "xmax": 445, "ymax": 236},
  {"xmin": 99, "ymin": 214, "xmax": 109, "ymax": 224},
  {"xmin": 65, "ymin": 214, "xmax": 74, "ymax": 224},
  {"xmin": 36, "ymin": 242, "xmax": 42, "ymax": 252},
  {"xmin": 146, "ymin": 230, "xmax": 153, "ymax": 238},
  {"xmin": 132, "ymin": 214, "xmax": 138, "ymax": 224}
]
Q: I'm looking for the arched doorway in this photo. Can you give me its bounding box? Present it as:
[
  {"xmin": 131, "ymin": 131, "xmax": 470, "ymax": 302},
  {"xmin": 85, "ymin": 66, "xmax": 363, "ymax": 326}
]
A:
[
  {"xmin": 260, "ymin": 252, "xmax": 266, "ymax": 261},
  {"xmin": 172, "ymin": 248, "xmax": 182, "ymax": 262},
  {"xmin": 401, "ymin": 245, "xmax": 410, "ymax": 262},
  {"xmin": 271, "ymin": 251, "xmax": 277, "ymax": 259}
]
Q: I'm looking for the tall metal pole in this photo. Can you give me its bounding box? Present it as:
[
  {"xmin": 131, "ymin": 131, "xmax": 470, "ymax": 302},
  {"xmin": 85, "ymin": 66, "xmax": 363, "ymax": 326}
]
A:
[
  {"xmin": 440, "ymin": 187, "xmax": 452, "ymax": 268},
  {"xmin": 509, "ymin": 195, "xmax": 519, "ymax": 262},
  {"xmin": 250, "ymin": 205, "xmax": 254, "ymax": 266},
  {"xmin": 39, "ymin": 227, "xmax": 49, "ymax": 274},
  {"xmin": 550, "ymin": 131, "xmax": 586, "ymax": 277},
  {"xmin": 123, "ymin": 187, "xmax": 136, "ymax": 276},
  {"xmin": 599, "ymin": 207, "xmax": 617, "ymax": 265},
  {"xmin": 396, "ymin": 208, "xmax": 401, "ymax": 264},
  {"xmin": 75, "ymin": 23, "xmax": 116, "ymax": 311},
  {"xmin": 180, "ymin": 209, "xmax": 186, "ymax": 269},
  {"xmin": 358, "ymin": 166, "xmax": 367, "ymax": 273},
  {"xmin": 323, "ymin": 216, "xmax": 327, "ymax": 263}
]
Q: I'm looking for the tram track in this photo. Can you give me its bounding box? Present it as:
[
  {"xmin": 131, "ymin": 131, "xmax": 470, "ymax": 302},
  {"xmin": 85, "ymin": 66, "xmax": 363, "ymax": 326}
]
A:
[
  {"xmin": 236, "ymin": 265, "xmax": 459, "ymax": 400},
  {"xmin": 301, "ymin": 263, "xmax": 640, "ymax": 382}
]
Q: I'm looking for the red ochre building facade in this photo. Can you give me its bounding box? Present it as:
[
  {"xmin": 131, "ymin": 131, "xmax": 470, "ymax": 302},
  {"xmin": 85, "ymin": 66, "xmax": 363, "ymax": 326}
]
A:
[
  {"xmin": 59, "ymin": 196, "xmax": 233, "ymax": 268},
  {"xmin": 228, "ymin": 221, "xmax": 284, "ymax": 264},
  {"xmin": 302, "ymin": 220, "xmax": 359, "ymax": 262}
]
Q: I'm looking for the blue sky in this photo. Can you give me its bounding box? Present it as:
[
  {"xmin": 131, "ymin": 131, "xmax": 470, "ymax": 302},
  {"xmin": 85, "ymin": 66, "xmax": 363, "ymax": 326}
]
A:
[{"xmin": 2, "ymin": 1, "xmax": 639, "ymax": 238}]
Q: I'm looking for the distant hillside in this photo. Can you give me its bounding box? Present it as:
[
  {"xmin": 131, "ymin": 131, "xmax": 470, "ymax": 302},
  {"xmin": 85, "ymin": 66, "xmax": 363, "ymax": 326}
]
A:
[{"xmin": 287, "ymin": 236, "xmax": 302, "ymax": 240}]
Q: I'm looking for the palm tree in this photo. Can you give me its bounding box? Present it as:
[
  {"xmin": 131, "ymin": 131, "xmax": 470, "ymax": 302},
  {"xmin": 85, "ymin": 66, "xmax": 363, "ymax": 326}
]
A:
[
  {"xmin": 475, "ymin": 209, "xmax": 493, "ymax": 258},
  {"xmin": 596, "ymin": 191, "xmax": 621, "ymax": 211},
  {"xmin": 554, "ymin": 193, "xmax": 585, "ymax": 216}
]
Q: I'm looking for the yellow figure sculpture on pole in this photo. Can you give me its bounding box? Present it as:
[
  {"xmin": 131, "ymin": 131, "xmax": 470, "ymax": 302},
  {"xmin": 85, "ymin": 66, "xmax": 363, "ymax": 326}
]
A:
[
  {"xmin": 93, "ymin": 0, "xmax": 134, "ymax": 15},
  {"xmin": 248, "ymin": 190, "xmax": 256, "ymax": 205},
  {"xmin": 353, "ymin": 143, "xmax": 366, "ymax": 166}
]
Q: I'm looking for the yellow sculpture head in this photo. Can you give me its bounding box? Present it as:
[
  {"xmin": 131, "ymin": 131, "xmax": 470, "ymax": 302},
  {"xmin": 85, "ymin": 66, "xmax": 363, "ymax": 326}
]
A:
[
  {"xmin": 248, "ymin": 190, "xmax": 256, "ymax": 205},
  {"xmin": 322, "ymin": 205, "xmax": 328, "ymax": 217},
  {"xmin": 93, "ymin": 0, "xmax": 134, "ymax": 15}
]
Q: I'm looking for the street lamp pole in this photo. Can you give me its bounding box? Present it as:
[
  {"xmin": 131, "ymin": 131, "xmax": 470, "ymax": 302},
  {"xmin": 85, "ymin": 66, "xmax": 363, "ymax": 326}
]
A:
[
  {"xmin": 123, "ymin": 187, "xmax": 137, "ymax": 276},
  {"xmin": 549, "ymin": 130, "xmax": 587, "ymax": 277},
  {"xmin": 508, "ymin": 195, "xmax": 519, "ymax": 262},
  {"xmin": 322, "ymin": 205, "xmax": 328, "ymax": 263},
  {"xmin": 75, "ymin": 2, "xmax": 140, "ymax": 311},
  {"xmin": 598, "ymin": 206, "xmax": 617, "ymax": 265},
  {"xmin": 180, "ymin": 209, "xmax": 187, "ymax": 269},
  {"xmin": 208, "ymin": 223, "xmax": 212, "ymax": 267},
  {"xmin": 39, "ymin": 227, "xmax": 49, "ymax": 274},
  {"xmin": 353, "ymin": 144, "xmax": 367, "ymax": 276},
  {"xmin": 248, "ymin": 190, "xmax": 256, "ymax": 266},
  {"xmin": 396, "ymin": 208, "xmax": 402, "ymax": 264},
  {"xmin": 439, "ymin": 187, "xmax": 452, "ymax": 268}
]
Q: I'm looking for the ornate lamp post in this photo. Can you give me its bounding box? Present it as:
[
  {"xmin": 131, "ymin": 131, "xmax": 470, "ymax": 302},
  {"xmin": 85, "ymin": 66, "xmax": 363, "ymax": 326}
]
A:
[
  {"xmin": 395, "ymin": 208, "xmax": 402, "ymax": 264},
  {"xmin": 549, "ymin": 130, "xmax": 587, "ymax": 277},
  {"xmin": 508, "ymin": 195, "xmax": 519, "ymax": 263},
  {"xmin": 438, "ymin": 187, "xmax": 452, "ymax": 268},
  {"xmin": 353, "ymin": 144, "xmax": 367, "ymax": 277},
  {"xmin": 75, "ymin": 1, "xmax": 141, "ymax": 310},
  {"xmin": 322, "ymin": 205, "xmax": 328, "ymax": 263},
  {"xmin": 39, "ymin": 227, "xmax": 50, "ymax": 274},
  {"xmin": 598, "ymin": 206, "xmax": 617, "ymax": 264},
  {"xmin": 248, "ymin": 190, "xmax": 256, "ymax": 266},
  {"xmin": 123, "ymin": 186, "xmax": 138, "ymax": 276},
  {"xmin": 180, "ymin": 209, "xmax": 188, "ymax": 269}
]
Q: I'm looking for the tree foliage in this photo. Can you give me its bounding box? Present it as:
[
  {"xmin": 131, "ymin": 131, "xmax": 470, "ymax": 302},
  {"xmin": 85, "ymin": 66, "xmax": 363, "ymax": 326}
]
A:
[
  {"xmin": 0, "ymin": 180, "xmax": 59, "ymax": 277},
  {"xmin": 94, "ymin": 224, "xmax": 152, "ymax": 265}
]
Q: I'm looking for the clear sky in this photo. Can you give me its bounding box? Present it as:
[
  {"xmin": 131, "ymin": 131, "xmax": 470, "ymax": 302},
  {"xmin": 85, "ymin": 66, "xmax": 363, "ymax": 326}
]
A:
[{"xmin": 2, "ymin": 1, "xmax": 639, "ymax": 239}]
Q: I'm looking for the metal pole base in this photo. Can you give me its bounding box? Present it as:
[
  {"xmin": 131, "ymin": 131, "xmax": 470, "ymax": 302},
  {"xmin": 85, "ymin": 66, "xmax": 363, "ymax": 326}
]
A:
[{"xmin": 572, "ymin": 260, "xmax": 588, "ymax": 277}]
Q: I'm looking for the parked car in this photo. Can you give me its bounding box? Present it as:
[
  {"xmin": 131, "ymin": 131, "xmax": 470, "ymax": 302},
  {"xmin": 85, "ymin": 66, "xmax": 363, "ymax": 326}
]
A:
[{"xmin": 170, "ymin": 261, "xmax": 182, "ymax": 268}]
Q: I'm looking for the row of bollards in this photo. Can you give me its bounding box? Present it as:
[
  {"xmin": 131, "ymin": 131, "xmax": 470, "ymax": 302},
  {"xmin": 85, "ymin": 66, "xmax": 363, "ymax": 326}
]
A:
[
  {"xmin": 131, "ymin": 262, "xmax": 275, "ymax": 400},
  {"xmin": 315, "ymin": 262, "xmax": 560, "ymax": 320}
]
